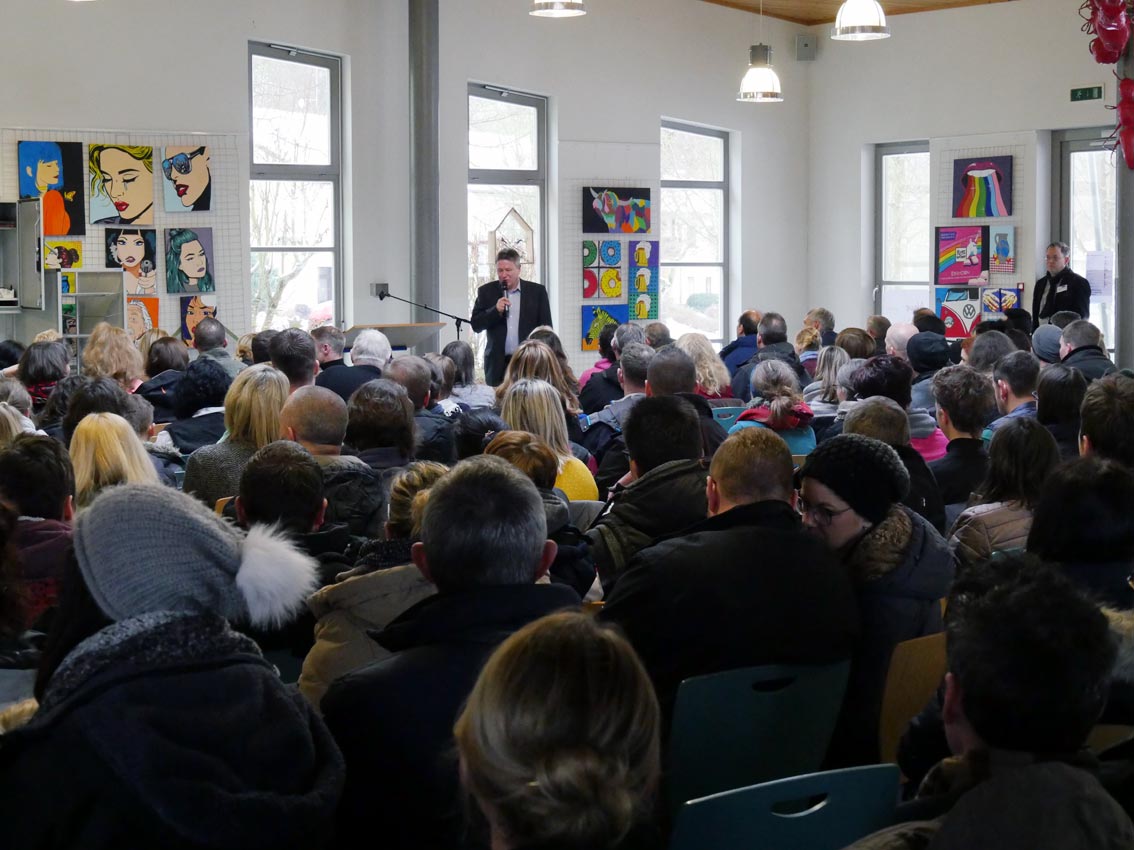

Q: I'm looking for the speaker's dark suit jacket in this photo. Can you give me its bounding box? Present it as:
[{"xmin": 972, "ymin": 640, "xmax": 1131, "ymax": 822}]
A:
[{"xmin": 470, "ymin": 279, "xmax": 553, "ymax": 386}]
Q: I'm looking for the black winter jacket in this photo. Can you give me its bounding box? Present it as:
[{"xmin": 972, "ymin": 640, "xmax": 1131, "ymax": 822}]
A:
[
  {"xmin": 0, "ymin": 612, "xmax": 344, "ymax": 850},
  {"xmin": 731, "ymin": 341, "xmax": 811, "ymax": 402}
]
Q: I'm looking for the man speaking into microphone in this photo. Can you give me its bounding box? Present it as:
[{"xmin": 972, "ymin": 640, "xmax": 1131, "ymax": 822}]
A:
[{"xmin": 470, "ymin": 248, "xmax": 553, "ymax": 386}]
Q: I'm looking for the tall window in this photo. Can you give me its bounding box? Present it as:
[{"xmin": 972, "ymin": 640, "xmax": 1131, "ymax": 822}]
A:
[
  {"xmin": 660, "ymin": 122, "xmax": 729, "ymax": 344},
  {"xmin": 1054, "ymin": 128, "xmax": 1116, "ymax": 348},
  {"xmin": 875, "ymin": 142, "xmax": 930, "ymax": 320},
  {"xmin": 467, "ymin": 84, "xmax": 547, "ymax": 363},
  {"xmin": 249, "ymin": 43, "xmax": 342, "ymax": 331}
]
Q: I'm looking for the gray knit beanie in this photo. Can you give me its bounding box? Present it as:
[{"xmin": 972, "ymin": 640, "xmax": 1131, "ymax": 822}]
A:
[
  {"xmin": 1032, "ymin": 324, "xmax": 1063, "ymax": 364},
  {"xmin": 799, "ymin": 434, "xmax": 910, "ymax": 524},
  {"xmin": 73, "ymin": 483, "xmax": 318, "ymax": 627}
]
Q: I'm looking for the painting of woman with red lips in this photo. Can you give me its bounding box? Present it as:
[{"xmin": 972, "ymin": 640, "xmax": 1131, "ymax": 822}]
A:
[
  {"xmin": 88, "ymin": 145, "xmax": 155, "ymax": 226},
  {"xmin": 161, "ymin": 145, "xmax": 212, "ymax": 213}
]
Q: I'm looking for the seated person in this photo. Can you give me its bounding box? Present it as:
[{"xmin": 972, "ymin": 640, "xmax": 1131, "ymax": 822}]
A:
[
  {"xmin": 455, "ymin": 612, "xmax": 661, "ymax": 850},
  {"xmin": 730, "ymin": 359, "xmax": 816, "ymax": 455},
  {"xmin": 485, "ymin": 430, "xmax": 597, "ymax": 596},
  {"xmin": 0, "ymin": 436, "xmax": 73, "ymax": 628},
  {"xmin": 983, "ymin": 350, "xmax": 1039, "ymax": 441},
  {"xmin": 845, "ymin": 396, "xmax": 946, "ymax": 533},
  {"xmin": 235, "ymin": 441, "xmax": 357, "ymax": 661},
  {"xmin": 269, "ymin": 328, "xmax": 318, "ymax": 393},
  {"xmin": 1080, "ymin": 373, "xmax": 1134, "ymax": 469},
  {"xmin": 852, "ymin": 556, "xmax": 1131, "ymax": 848},
  {"xmin": 383, "ymin": 356, "xmax": 457, "ymax": 464},
  {"xmin": 299, "ymin": 461, "xmax": 446, "ymax": 711},
  {"xmin": 600, "ymin": 428, "xmax": 859, "ymax": 720},
  {"xmin": 578, "ymin": 341, "xmax": 653, "ymax": 464},
  {"xmin": 321, "ymin": 457, "xmax": 579, "ymax": 850},
  {"xmin": 280, "ymin": 386, "xmax": 388, "ymax": 539},
  {"xmin": 136, "ymin": 336, "xmax": 189, "ymax": 424},
  {"xmin": 343, "ymin": 379, "xmax": 416, "ymax": 484},
  {"xmin": 929, "ymin": 365, "xmax": 995, "ymax": 527},
  {"xmin": 452, "ymin": 408, "xmax": 510, "ymax": 460},
  {"xmin": 586, "ymin": 396, "xmax": 709, "ymax": 592},
  {"xmin": 1035, "ymin": 364, "xmax": 1087, "ymax": 461},
  {"xmin": 153, "ymin": 358, "xmax": 231, "ymax": 455}
]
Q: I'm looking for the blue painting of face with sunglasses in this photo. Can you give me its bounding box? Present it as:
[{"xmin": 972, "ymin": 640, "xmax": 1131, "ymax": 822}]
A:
[{"xmin": 161, "ymin": 145, "xmax": 211, "ymax": 212}]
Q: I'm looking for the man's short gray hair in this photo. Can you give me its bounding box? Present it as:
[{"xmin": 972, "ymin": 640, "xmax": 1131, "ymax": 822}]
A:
[
  {"xmin": 617, "ymin": 342, "xmax": 654, "ymax": 387},
  {"xmin": 350, "ymin": 329, "xmax": 392, "ymax": 367},
  {"xmin": 612, "ymin": 322, "xmax": 646, "ymax": 356},
  {"xmin": 420, "ymin": 455, "xmax": 547, "ymax": 592}
]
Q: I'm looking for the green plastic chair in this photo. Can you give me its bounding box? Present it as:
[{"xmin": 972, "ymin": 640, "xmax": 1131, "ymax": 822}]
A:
[
  {"xmin": 711, "ymin": 406, "xmax": 746, "ymax": 431},
  {"xmin": 669, "ymin": 764, "xmax": 899, "ymax": 850},
  {"xmin": 668, "ymin": 661, "xmax": 850, "ymax": 811}
]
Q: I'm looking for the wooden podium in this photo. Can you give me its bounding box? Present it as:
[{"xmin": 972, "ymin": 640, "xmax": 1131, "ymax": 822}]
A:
[{"xmin": 345, "ymin": 323, "xmax": 445, "ymax": 351}]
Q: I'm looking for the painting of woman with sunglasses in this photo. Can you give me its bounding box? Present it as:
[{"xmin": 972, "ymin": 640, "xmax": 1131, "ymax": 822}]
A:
[{"xmin": 161, "ymin": 145, "xmax": 211, "ymax": 212}]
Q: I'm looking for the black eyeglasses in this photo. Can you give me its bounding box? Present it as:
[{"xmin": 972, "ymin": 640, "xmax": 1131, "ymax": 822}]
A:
[
  {"xmin": 797, "ymin": 497, "xmax": 852, "ymax": 528},
  {"xmin": 162, "ymin": 147, "xmax": 206, "ymax": 180}
]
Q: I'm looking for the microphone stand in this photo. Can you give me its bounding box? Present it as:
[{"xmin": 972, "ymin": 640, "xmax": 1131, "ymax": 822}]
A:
[{"xmin": 377, "ymin": 290, "xmax": 473, "ymax": 340}]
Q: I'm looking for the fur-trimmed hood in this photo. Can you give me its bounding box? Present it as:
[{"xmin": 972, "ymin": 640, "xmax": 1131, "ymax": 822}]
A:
[{"xmin": 846, "ymin": 504, "xmax": 955, "ymax": 597}]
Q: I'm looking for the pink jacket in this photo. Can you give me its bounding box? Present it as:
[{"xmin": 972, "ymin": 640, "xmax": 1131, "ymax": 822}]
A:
[{"xmin": 579, "ymin": 357, "xmax": 612, "ymax": 388}]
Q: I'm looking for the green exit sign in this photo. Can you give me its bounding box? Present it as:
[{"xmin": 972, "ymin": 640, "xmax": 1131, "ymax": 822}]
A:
[{"xmin": 1071, "ymin": 86, "xmax": 1104, "ymax": 102}]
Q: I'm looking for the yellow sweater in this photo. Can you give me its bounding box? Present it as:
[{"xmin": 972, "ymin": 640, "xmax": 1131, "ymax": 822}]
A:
[{"xmin": 555, "ymin": 456, "xmax": 599, "ymax": 501}]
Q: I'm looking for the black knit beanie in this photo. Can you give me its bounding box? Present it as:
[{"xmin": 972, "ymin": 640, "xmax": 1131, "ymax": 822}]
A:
[{"xmin": 799, "ymin": 434, "xmax": 910, "ymax": 524}]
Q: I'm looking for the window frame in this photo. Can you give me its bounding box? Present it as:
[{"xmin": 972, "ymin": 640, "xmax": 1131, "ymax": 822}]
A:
[
  {"xmin": 467, "ymin": 83, "xmax": 549, "ymax": 287},
  {"xmin": 248, "ymin": 41, "xmax": 344, "ymax": 328},
  {"xmin": 660, "ymin": 120, "xmax": 730, "ymax": 344},
  {"xmin": 874, "ymin": 140, "xmax": 930, "ymax": 313}
]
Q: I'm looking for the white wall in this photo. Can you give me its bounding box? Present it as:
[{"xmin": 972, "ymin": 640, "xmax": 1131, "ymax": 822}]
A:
[
  {"xmin": 806, "ymin": 0, "xmax": 1113, "ymax": 328},
  {"xmin": 0, "ymin": 0, "xmax": 408, "ymax": 334},
  {"xmin": 440, "ymin": 0, "xmax": 811, "ymax": 374}
]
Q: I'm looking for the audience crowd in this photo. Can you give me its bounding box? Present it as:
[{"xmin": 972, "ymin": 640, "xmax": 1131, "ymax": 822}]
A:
[{"xmin": 1, "ymin": 284, "xmax": 1133, "ymax": 849}]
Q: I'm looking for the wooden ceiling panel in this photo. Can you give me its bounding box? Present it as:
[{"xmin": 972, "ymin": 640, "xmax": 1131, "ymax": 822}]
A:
[{"xmin": 702, "ymin": 0, "xmax": 1018, "ymax": 27}]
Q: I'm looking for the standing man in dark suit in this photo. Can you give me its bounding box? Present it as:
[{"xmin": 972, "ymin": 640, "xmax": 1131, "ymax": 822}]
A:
[
  {"xmin": 470, "ymin": 248, "xmax": 553, "ymax": 386},
  {"xmin": 1033, "ymin": 241, "xmax": 1091, "ymax": 323}
]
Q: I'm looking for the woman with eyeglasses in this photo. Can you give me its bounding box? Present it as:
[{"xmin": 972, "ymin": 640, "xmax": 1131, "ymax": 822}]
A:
[
  {"xmin": 161, "ymin": 145, "xmax": 211, "ymax": 211},
  {"xmin": 798, "ymin": 433, "xmax": 954, "ymax": 766}
]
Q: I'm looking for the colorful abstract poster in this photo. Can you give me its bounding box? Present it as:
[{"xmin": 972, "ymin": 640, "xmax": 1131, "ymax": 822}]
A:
[
  {"xmin": 981, "ymin": 285, "xmax": 1023, "ymax": 314},
  {"xmin": 89, "ymin": 144, "xmax": 155, "ymax": 226},
  {"xmin": 953, "ymin": 156, "xmax": 1013, "ymax": 217},
  {"xmin": 628, "ymin": 240, "xmax": 659, "ymax": 320},
  {"xmin": 43, "ymin": 240, "xmax": 83, "ymax": 270},
  {"xmin": 581, "ymin": 304, "xmax": 629, "ymax": 351},
  {"xmin": 582, "ymin": 187, "xmax": 651, "ymax": 234},
  {"xmin": 60, "ymin": 271, "xmax": 76, "ymax": 294},
  {"xmin": 179, "ymin": 295, "xmax": 217, "ymax": 342},
  {"xmin": 936, "ymin": 286, "xmax": 982, "ymax": 339},
  {"xmin": 126, "ymin": 297, "xmax": 160, "ymax": 342},
  {"xmin": 161, "ymin": 145, "xmax": 212, "ymax": 212},
  {"xmin": 582, "ymin": 239, "xmax": 623, "ymax": 298},
  {"xmin": 935, "ymin": 226, "xmax": 989, "ymax": 285},
  {"xmin": 165, "ymin": 227, "xmax": 215, "ymax": 293},
  {"xmin": 18, "ymin": 140, "xmax": 86, "ymax": 236},
  {"xmin": 989, "ymin": 226, "xmax": 1015, "ymax": 274}
]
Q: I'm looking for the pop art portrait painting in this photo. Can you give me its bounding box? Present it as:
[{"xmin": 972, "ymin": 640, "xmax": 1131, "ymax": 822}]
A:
[
  {"xmin": 165, "ymin": 227, "xmax": 215, "ymax": 293},
  {"xmin": 18, "ymin": 140, "xmax": 86, "ymax": 236},
  {"xmin": 106, "ymin": 229, "xmax": 158, "ymax": 296},
  {"xmin": 89, "ymin": 144, "xmax": 155, "ymax": 226},
  {"xmin": 179, "ymin": 295, "xmax": 217, "ymax": 342},
  {"xmin": 161, "ymin": 145, "xmax": 212, "ymax": 212}
]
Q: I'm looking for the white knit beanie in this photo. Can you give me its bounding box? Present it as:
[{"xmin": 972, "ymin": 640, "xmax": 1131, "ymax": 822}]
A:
[{"xmin": 73, "ymin": 483, "xmax": 318, "ymax": 627}]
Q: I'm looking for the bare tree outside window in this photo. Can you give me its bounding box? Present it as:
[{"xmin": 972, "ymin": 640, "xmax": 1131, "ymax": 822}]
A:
[{"xmin": 249, "ymin": 45, "xmax": 341, "ymax": 331}]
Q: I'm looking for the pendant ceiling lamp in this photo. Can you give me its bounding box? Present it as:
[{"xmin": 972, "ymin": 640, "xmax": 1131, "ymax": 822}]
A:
[
  {"xmin": 530, "ymin": 0, "xmax": 586, "ymax": 17},
  {"xmin": 737, "ymin": 0, "xmax": 782, "ymax": 102},
  {"xmin": 831, "ymin": 0, "xmax": 891, "ymax": 41}
]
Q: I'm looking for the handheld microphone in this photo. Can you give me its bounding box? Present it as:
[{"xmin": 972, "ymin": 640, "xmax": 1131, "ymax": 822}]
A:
[{"xmin": 500, "ymin": 280, "xmax": 509, "ymax": 317}]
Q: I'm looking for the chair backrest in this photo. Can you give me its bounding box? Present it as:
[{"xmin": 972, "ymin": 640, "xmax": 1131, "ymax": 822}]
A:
[
  {"xmin": 669, "ymin": 764, "xmax": 899, "ymax": 850},
  {"xmin": 668, "ymin": 661, "xmax": 850, "ymax": 810},
  {"xmin": 878, "ymin": 631, "xmax": 947, "ymax": 764},
  {"xmin": 214, "ymin": 495, "xmax": 234, "ymax": 516},
  {"xmin": 711, "ymin": 406, "xmax": 745, "ymax": 431},
  {"xmin": 792, "ymin": 454, "xmax": 808, "ymax": 469}
]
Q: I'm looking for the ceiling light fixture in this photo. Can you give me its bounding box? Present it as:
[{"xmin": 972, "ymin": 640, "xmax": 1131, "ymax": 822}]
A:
[
  {"xmin": 737, "ymin": 0, "xmax": 782, "ymax": 103},
  {"xmin": 530, "ymin": 0, "xmax": 586, "ymax": 17},
  {"xmin": 831, "ymin": 0, "xmax": 891, "ymax": 41}
]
